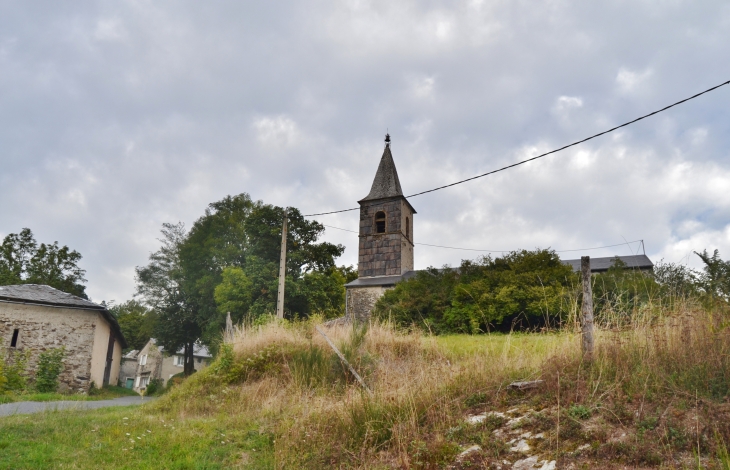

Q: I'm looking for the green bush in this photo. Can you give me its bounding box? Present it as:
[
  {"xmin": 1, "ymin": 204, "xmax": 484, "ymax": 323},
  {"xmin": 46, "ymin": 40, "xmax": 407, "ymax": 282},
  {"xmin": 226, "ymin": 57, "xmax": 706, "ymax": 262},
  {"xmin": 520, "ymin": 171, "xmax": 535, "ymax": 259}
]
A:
[
  {"xmin": 35, "ymin": 347, "xmax": 65, "ymax": 393},
  {"xmin": 145, "ymin": 378, "xmax": 164, "ymax": 396},
  {"xmin": 373, "ymin": 249, "xmax": 577, "ymax": 333},
  {"xmin": 0, "ymin": 360, "xmax": 6, "ymax": 392},
  {"xmin": 2, "ymin": 349, "xmax": 30, "ymax": 392}
]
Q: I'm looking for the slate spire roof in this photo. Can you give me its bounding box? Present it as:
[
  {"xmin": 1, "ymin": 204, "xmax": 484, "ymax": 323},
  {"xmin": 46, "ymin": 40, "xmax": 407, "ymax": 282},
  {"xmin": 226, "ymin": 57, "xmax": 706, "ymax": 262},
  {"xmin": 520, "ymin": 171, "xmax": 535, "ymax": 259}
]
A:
[{"xmin": 359, "ymin": 143, "xmax": 404, "ymax": 202}]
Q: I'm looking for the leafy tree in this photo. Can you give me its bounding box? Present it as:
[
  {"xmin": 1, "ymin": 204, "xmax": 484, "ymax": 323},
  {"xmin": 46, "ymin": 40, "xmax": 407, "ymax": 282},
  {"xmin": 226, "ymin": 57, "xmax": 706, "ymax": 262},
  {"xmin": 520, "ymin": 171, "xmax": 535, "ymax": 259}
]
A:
[
  {"xmin": 652, "ymin": 259, "xmax": 701, "ymax": 300},
  {"xmin": 592, "ymin": 258, "xmax": 661, "ymax": 325},
  {"xmin": 137, "ymin": 194, "xmax": 347, "ymax": 362},
  {"xmin": 694, "ymin": 249, "xmax": 730, "ymax": 303},
  {"xmin": 0, "ymin": 228, "xmax": 87, "ymax": 298},
  {"xmin": 109, "ymin": 300, "xmax": 157, "ymax": 352},
  {"xmin": 374, "ymin": 250, "xmax": 576, "ymax": 333},
  {"xmin": 136, "ymin": 222, "xmax": 199, "ymax": 376},
  {"xmin": 179, "ymin": 194, "xmax": 344, "ymax": 343}
]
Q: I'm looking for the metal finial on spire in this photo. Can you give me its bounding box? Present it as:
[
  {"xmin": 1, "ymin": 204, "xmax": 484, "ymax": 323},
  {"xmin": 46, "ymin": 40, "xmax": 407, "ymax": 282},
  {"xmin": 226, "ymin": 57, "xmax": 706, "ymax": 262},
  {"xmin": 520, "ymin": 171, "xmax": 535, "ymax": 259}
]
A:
[{"xmin": 384, "ymin": 133, "xmax": 391, "ymax": 147}]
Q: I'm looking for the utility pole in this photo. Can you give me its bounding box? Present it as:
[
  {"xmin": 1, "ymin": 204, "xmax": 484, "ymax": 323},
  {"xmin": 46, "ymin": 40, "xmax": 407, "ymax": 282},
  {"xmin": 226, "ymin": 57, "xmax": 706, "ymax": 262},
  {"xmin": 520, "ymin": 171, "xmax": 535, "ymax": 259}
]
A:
[
  {"xmin": 276, "ymin": 210, "xmax": 288, "ymax": 319},
  {"xmin": 580, "ymin": 256, "xmax": 594, "ymax": 358}
]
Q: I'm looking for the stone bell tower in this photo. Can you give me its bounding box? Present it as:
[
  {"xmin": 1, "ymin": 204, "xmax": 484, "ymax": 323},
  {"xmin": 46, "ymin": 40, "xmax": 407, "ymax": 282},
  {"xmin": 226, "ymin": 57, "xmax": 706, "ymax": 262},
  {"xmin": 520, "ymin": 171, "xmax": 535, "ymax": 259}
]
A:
[{"xmin": 344, "ymin": 134, "xmax": 416, "ymax": 321}]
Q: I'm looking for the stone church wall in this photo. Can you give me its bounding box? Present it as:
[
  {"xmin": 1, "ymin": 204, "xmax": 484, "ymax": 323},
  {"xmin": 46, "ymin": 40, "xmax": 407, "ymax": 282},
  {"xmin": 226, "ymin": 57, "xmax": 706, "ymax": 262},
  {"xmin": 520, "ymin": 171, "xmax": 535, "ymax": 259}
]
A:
[
  {"xmin": 0, "ymin": 302, "xmax": 97, "ymax": 392},
  {"xmin": 345, "ymin": 286, "xmax": 390, "ymax": 323},
  {"xmin": 358, "ymin": 198, "xmax": 413, "ymax": 277}
]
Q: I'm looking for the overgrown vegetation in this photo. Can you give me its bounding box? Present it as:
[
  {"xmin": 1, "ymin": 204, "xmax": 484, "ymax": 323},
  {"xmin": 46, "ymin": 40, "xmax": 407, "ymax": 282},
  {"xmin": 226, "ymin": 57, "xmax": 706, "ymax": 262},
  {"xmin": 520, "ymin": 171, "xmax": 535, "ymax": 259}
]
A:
[
  {"xmin": 374, "ymin": 248, "xmax": 730, "ymax": 334},
  {"xmin": 34, "ymin": 347, "xmax": 66, "ymax": 393},
  {"xmin": 133, "ymin": 193, "xmax": 354, "ymax": 373},
  {"xmin": 5, "ymin": 307, "xmax": 730, "ymax": 468},
  {"xmin": 4, "ymin": 249, "xmax": 730, "ymax": 468}
]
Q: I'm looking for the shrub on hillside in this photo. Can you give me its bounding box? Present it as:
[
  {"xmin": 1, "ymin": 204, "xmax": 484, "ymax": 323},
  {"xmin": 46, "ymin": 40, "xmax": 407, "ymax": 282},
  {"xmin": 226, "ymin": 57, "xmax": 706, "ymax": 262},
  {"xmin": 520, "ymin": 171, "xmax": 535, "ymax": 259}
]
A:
[
  {"xmin": 35, "ymin": 347, "xmax": 65, "ymax": 393},
  {"xmin": 2, "ymin": 349, "xmax": 30, "ymax": 392},
  {"xmin": 373, "ymin": 249, "xmax": 577, "ymax": 333}
]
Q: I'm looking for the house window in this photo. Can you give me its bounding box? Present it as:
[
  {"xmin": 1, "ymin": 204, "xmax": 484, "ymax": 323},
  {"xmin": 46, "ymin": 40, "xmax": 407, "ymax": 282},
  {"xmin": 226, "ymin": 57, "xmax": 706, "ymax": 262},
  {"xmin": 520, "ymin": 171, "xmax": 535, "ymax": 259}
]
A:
[
  {"xmin": 405, "ymin": 217, "xmax": 410, "ymax": 239},
  {"xmin": 375, "ymin": 211, "xmax": 386, "ymax": 233},
  {"xmin": 140, "ymin": 354, "xmax": 147, "ymax": 366},
  {"xmin": 174, "ymin": 355, "xmax": 184, "ymax": 367},
  {"xmin": 10, "ymin": 329, "xmax": 19, "ymax": 348},
  {"xmin": 140, "ymin": 376, "xmax": 149, "ymax": 388}
]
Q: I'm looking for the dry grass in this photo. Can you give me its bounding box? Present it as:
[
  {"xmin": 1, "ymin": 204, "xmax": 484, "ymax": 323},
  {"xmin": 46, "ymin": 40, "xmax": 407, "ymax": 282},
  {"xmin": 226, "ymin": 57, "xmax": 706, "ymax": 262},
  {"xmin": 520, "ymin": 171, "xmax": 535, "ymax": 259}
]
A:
[{"xmin": 145, "ymin": 307, "xmax": 730, "ymax": 468}]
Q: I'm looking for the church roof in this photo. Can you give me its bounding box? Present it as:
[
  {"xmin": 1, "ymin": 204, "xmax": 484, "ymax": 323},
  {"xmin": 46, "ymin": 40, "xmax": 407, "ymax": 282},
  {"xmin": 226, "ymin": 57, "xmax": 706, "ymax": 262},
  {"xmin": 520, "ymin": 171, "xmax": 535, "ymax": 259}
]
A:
[
  {"xmin": 359, "ymin": 145, "xmax": 404, "ymax": 202},
  {"xmin": 561, "ymin": 254, "xmax": 654, "ymax": 273}
]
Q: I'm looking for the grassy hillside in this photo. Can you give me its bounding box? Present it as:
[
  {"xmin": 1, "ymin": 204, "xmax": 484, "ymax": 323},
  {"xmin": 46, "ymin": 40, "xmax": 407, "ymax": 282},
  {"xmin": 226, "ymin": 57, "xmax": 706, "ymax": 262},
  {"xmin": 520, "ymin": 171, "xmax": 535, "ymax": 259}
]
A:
[{"xmin": 2, "ymin": 307, "xmax": 730, "ymax": 468}]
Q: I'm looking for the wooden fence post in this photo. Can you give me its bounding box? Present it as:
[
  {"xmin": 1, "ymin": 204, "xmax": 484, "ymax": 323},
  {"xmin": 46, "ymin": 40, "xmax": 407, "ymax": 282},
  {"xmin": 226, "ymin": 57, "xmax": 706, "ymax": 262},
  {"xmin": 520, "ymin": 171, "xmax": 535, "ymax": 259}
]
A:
[{"xmin": 581, "ymin": 256, "xmax": 594, "ymax": 358}]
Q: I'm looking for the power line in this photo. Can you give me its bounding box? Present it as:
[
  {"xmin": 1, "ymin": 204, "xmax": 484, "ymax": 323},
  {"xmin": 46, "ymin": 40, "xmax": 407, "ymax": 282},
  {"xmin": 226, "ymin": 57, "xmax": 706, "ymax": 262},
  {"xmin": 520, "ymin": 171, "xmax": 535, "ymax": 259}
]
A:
[
  {"xmin": 321, "ymin": 224, "xmax": 642, "ymax": 254},
  {"xmin": 304, "ymin": 78, "xmax": 730, "ymax": 217}
]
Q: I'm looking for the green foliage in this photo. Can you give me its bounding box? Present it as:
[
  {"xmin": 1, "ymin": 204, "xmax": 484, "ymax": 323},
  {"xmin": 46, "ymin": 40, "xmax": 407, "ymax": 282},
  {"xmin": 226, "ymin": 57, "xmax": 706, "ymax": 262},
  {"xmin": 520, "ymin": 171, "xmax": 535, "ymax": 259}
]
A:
[
  {"xmin": 373, "ymin": 249, "xmax": 576, "ymax": 333},
  {"xmin": 179, "ymin": 194, "xmax": 345, "ymax": 340},
  {"xmin": 145, "ymin": 378, "xmax": 164, "ymax": 396},
  {"xmin": 0, "ymin": 360, "xmax": 6, "ymax": 392},
  {"xmin": 213, "ymin": 343, "xmax": 283, "ymax": 385},
  {"xmin": 0, "ymin": 228, "xmax": 87, "ymax": 297},
  {"xmin": 109, "ymin": 300, "xmax": 157, "ymax": 352},
  {"xmin": 136, "ymin": 193, "xmax": 348, "ymax": 364},
  {"xmin": 568, "ymin": 404, "xmax": 591, "ymax": 420},
  {"xmin": 695, "ymin": 249, "xmax": 730, "ymax": 303},
  {"xmin": 35, "ymin": 347, "xmax": 65, "ymax": 393},
  {"xmin": 2, "ymin": 349, "xmax": 30, "ymax": 392},
  {"xmin": 136, "ymin": 222, "xmax": 200, "ymax": 375},
  {"xmin": 591, "ymin": 258, "xmax": 661, "ymax": 325}
]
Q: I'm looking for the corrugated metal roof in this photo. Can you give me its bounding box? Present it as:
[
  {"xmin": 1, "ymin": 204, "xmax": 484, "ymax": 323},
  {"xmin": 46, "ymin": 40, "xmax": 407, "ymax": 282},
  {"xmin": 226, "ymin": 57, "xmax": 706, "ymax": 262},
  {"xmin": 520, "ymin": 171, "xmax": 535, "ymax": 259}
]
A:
[
  {"xmin": 561, "ymin": 254, "xmax": 654, "ymax": 273},
  {"xmin": 0, "ymin": 284, "xmax": 128, "ymax": 348}
]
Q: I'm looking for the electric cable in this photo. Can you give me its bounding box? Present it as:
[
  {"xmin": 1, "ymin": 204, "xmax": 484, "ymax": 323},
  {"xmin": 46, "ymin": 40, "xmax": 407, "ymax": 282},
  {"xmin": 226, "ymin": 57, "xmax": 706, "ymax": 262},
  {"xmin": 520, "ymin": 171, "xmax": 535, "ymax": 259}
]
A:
[
  {"xmin": 304, "ymin": 78, "xmax": 730, "ymax": 217},
  {"xmin": 321, "ymin": 224, "xmax": 643, "ymax": 254}
]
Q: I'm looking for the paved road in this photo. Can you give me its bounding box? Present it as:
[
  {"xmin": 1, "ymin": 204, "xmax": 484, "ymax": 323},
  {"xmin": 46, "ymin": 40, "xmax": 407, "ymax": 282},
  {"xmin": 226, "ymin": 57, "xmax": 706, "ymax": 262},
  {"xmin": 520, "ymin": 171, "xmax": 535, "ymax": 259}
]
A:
[{"xmin": 0, "ymin": 396, "xmax": 156, "ymax": 417}]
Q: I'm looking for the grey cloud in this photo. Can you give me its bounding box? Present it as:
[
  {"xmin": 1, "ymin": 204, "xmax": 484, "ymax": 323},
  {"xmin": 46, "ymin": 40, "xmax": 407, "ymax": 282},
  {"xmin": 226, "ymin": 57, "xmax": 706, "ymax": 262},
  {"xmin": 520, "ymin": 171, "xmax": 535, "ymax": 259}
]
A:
[{"xmin": 1, "ymin": 0, "xmax": 729, "ymax": 301}]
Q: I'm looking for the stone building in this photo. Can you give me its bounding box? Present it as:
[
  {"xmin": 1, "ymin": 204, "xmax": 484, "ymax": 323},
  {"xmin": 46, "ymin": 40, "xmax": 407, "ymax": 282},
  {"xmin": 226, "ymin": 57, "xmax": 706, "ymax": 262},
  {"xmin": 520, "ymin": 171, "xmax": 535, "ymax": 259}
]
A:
[
  {"xmin": 341, "ymin": 136, "xmax": 657, "ymax": 323},
  {"xmin": 123, "ymin": 338, "xmax": 212, "ymax": 393},
  {"xmin": 0, "ymin": 284, "xmax": 127, "ymax": 392},
  {"xmin": 344, "ymin": 135, "xmax": 417, "ymax": 321}
]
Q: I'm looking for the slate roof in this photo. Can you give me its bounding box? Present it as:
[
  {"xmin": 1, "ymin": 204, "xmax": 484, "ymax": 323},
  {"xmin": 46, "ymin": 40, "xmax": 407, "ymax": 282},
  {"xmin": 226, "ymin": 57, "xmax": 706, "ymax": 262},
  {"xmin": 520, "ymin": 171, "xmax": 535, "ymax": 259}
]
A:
[
  {"xmin": 345, "ymin": 270, "xmax": 419, "ymax": 287},
  {"xmin": 360, "ymin": 145, "xmax": 404, "ymax": 201},
  {"xmin": 152, "ymin": 338, "xmax": 212, "ymax": 358},
  {"xmin": 561, "ymin": 255, "xmax": 654, "ymax": 273},
  {"xmin": 346, "ymin": 254, "xmax": 654, "ymax": 288},
  {"xmin": 0, "ymin": 284, "xmax": 128, "ymax": 348}
]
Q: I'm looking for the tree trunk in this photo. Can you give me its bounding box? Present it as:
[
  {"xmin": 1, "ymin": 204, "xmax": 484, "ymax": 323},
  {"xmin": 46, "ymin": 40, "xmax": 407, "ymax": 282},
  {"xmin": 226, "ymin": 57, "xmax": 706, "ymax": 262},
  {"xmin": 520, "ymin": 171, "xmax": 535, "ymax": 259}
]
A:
[
  {"xmin": 184, "ymin": 342, "xmax": 195, "ymax": 376},
  {"xmin": 581, "ymin": 256, "xmax": 594, "ymax": 358}
]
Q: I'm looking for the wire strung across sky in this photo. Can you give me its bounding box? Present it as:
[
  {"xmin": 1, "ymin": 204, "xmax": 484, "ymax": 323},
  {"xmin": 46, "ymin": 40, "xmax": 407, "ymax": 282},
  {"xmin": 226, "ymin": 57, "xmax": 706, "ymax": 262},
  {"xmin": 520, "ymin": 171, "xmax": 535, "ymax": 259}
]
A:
[
  {"xmin": 303, "ymin": 78, "xmax": 730, "ymax": 217},
  {"xmin": 321, "ymin": 223, "xmax": 643, "ymax": 254}
]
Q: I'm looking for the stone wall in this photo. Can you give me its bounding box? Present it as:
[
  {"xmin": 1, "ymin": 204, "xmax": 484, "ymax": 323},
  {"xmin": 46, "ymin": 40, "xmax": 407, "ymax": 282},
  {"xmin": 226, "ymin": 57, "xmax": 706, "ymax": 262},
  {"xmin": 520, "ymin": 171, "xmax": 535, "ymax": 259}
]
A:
[
  {"xmin": 358, "ymin": 197, "xmax": 414, "ymax": 277},
  {"xmin": 345, "ymin": 285, "xmax": 390, "ymax": 322},
  {"xmin": 0, "ymin": 302, "xmax": 97, "ymax": 392},
  {"xmin": 119, "ymin": 358, "xmax": 138, "ymax": 387}
]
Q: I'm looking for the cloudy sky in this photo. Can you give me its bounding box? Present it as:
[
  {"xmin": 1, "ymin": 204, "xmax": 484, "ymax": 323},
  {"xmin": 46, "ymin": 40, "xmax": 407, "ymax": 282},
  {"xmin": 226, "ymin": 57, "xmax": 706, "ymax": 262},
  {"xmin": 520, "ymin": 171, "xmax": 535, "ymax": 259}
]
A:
[{"xmin": 2, "ymin": 1, "xmax": 729, "ymax": 303}]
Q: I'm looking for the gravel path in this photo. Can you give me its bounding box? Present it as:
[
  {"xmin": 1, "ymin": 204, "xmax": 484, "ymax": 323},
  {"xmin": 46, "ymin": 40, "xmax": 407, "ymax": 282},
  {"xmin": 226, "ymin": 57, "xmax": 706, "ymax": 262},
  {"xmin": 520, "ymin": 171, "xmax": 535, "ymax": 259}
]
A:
[{"xmin": 0, "ymin": 396, "xmax": 156, "ymax": 417}]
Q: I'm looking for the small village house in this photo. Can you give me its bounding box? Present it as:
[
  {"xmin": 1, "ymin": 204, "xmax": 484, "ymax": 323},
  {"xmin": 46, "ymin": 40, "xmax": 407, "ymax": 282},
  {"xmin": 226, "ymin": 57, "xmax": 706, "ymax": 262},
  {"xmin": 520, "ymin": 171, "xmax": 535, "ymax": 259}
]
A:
[
  {"xmin": 120, "ymin": 338, "xmax": 212, "ymax": 393},
  {"xmin": 0, "ymin": 284, "xmax": 127, "ymax": 392}
]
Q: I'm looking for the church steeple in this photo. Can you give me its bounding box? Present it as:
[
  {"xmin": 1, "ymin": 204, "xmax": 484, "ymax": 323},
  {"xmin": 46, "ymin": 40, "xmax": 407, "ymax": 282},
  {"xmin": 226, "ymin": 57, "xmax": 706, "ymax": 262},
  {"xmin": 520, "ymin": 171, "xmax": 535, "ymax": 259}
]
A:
[
  {"xmin": 355, "ymin": 134, "xmax": 416, "ymax": 279},
  {"xmin": 359, "ymin": 134, "xmax": 404, "ymax": 202}
]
